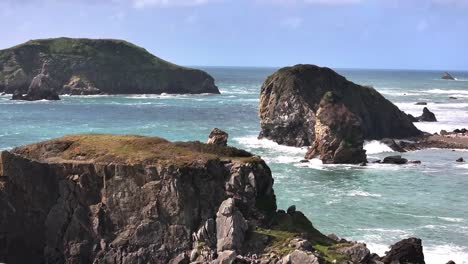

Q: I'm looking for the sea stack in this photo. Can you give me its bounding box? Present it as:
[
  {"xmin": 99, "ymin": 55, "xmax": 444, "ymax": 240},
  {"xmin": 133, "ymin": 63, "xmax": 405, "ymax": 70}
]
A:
[
  {"xmin": 442, "ymin": 72, "xmax": 456, "ymax": 80},
  {"xmin": 0, "ymin": 37, "xmax": 219, "ymax": 100},
  {"xmin": 258, "ymin": 64, "xmax": 422, "ymax": 163}
]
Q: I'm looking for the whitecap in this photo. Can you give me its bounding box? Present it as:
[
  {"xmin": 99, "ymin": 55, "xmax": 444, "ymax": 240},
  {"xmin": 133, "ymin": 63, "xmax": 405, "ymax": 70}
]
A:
[
  {"xmin": 234, "ymin": 136, "xmax": 307, "ymax": 155},
  {"xmin": 426, "ymin": 89, "xmax": 468, "ymax": 95},
  {"xmin": 346, "ymin": 190, "xmax": 382, "ymax": 197},
  {"xmin": 364, "ymin": 140, "xmax": 394, "ymax": 154},
  {"xmin": 438, "ymin": 217, "xmax": 464, "ymax": 223}
]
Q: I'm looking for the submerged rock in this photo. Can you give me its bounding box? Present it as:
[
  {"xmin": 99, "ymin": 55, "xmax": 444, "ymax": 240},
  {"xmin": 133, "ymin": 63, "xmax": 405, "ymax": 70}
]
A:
[
  {"xmin": 456, "ymin": 157, "xmax": 465, "ymax": 162},
  {"xmin": 0, "ymin": 37, "xmax": 219, "ymax": 96},
  {"xmin": 442, "ymin": 72, "xmax": 456, "ymax": 80},
  {"xmin": 415, "ymin": 102, "xmax": 427, "ymax": 105},
  {"xmin": 258, "ymin": 64, "xmax": 421, "ymax": 149},
  {"xmin": 207, "ymin": 128, "xmax": 229, "ymax": 146}
]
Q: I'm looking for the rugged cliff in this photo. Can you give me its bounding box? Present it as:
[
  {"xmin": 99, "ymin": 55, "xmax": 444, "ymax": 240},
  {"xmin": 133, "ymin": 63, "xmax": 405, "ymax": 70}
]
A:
[
  {"xmin": 0, "ymin": 38, "xmax": 219, "ymax": 97},
  {"xmin": 0, "ymin": 134, "xmax": 426, "ymax": 263},
  {"xmin": 258, "ymin": 64, "xmax": 421, "ymax": 148}
]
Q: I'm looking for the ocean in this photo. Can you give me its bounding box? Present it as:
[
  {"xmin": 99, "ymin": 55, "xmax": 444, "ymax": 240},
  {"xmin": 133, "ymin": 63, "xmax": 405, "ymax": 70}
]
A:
[{"xmin": 1, "ymin": 67, "xmax": 468, "ymax": 263}]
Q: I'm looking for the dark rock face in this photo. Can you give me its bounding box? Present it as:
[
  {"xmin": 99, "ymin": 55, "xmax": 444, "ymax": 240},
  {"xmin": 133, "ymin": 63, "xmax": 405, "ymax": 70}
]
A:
[
  {"xmin": 418, "ymin": 107, "xmax": 437, "ymax": 122},
  {"xmin": 0, "ymin": 135, "xmax": 275, "ymax": 264},
  {"xmin": 0, "ymin": 37, "xmax": 219, "ymax": 97},
  {"xmin": 442, "ymin": 72, "xmax": 456, "ymax": 80},
  {"xmin": 380, "ymin": 237, "xmax": 425, "ymax": 264},
  {"xmin": 259, "ymin": 64, "xmax": 421, "ymax": 149},
  {"xmin": 304, "ymin": 92, "xmax": 367, "ymax": 164},
  {"xmin": 207, "ymin": 128, "xmax": 229, "ymax": 146},
  {"xmin": 381, "ymin": 138, "xmax": 406, "ymax": 152},
  {"xmin": 382, "ymin": 155, "xmax": 408, "ymax": 164},
  {"xmin": 11, "ymin": 63, "xmax": 60, "ymax": 101}
]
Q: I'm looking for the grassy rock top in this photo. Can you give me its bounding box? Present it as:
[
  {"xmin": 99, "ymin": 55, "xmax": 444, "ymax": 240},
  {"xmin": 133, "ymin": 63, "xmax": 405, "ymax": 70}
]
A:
[
  {"xmin": 0, "ymin": 37, "xmax": 219, "ymax": 95},
  {"xmin": 10, "ymin": 134, "xmax": 255, "ymax": 165}
]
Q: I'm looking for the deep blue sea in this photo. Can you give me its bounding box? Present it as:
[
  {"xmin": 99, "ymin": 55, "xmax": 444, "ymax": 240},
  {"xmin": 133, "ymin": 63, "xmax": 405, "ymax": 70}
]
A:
[{"xmin": 1, "ymin": 67, "xmax": 468, "ymax": 263}]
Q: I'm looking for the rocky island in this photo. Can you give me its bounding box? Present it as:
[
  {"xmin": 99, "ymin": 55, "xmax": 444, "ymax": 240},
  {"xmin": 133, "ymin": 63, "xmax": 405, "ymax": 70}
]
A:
[
  {"xmin": 0, "ymin": 134, "xmax": 428, "ymax": 263},
  {"xmin": 258, "ymin": 64, "xmax": 422, "ymax": 164},
  {"xmin": 0, "ymin": 38, "xmax": 219, "ymax": 100}
]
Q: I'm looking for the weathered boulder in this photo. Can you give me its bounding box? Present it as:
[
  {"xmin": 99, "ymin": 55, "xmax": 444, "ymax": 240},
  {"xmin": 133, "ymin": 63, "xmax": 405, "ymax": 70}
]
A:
[
  {"xmin": 11, "ymin": 63, "xmax": 60, "ymax": 101},
  {"xmin": 418, "ymin": 107, "xmax": 437, "ymax": 122},
  {"xmin": 336, "ymin": 242, "xmax": 371, "ymax": 263},
  {"xmin": 442, "ymin": 72, "xmax": 455, "ymax": 80},
  {"xmin": 282, "ymin": 250, "xmax": 320, "ymax": 264},
  {"xmin": 304, "ymin": 92, "xmax": 367, "ymax": 164},
  {"xmin": 258, "ymin": 64, "xmax": 421, "ymax": 148},
  {"xmin": 456, "ymin": 157, "xmax": 465, "ymax": 162},
  {"xmin": 0, "ymin": 37, "xmax": 219, "ymax": 96},
  {"xmin": 216, "ymin": 198, "xmax": 248, "ymax": 252},
  {"xmin": 207, "ymin": 128, "xmax": 229, "ymax": 146},
  {"xmin": 0, "ymin": 134, "xmax": 274, "ymax": 264},
  {"xmin": 380, "ymin": 237, "xmax": 425, "ymax": 264},
  {"xmin": 382, "ymin": 155, "xmax": 408, "ymax": 164}
]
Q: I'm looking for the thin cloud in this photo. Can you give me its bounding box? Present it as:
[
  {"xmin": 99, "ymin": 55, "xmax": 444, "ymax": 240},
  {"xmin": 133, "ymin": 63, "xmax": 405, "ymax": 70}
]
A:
[{"xmin": 133, "ymin": 0, "xmax": 212, "ymax": 8}]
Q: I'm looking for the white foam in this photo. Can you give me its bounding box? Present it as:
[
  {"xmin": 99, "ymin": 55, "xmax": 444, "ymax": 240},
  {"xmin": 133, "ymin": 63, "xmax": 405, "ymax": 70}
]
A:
[
  {"xmin": 426, "ymin": 89, "xmax": 468, "ymax": 95},
  {"xmin": 366, "ymin": 243, "xmax": 468, "ymax": 264},
  {"xmin": 364, "ymin": 140, "xmax": 394, "ymax": 154},
  {"xmin": 439, "ymin": 217, "xmax": 464, "ymax": 223},
  {"xmin": 234, "ymin": 136, "xmax": 307, "ymax": 155},
  {"xmin": 347, "ymin": 190, "xmax": 382, "ymax": 197}
]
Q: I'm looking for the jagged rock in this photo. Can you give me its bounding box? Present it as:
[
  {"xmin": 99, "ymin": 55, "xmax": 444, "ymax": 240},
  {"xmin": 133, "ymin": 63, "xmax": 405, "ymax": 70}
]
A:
[
  {"xmin": 453, "ymin": 128, "xmax": 467, "ymax": 134},
  {"xmin": 212, "ymin": 250, "xmax": 237, "ymax": 264},
  {"xmin": 193, "ymin": 218, "xmax": 217, "ymax": 248},
  {"xmin": 287, "ymin": 205, "xmax": 296, "ymax": 214},
  {"xmin": 418, "ymin": 107, "xmax": 437, "ymax": 122},
  {"xmin": 282, "ymin": 250, "xmax": 319, "ymax": 264},
  {"xmin": 207, "ymin": 128, "xmax": 229, "ymax": 146},
  {"xmin": 216, "ymin": 198, "xmax": 248, "ymax": 252},
  {"xmin": 442, "ymin": 72, "xmax": 455, "ymax": 80},
  {"xmin": 258, "ymin": 64, "xmax": 421, "ymax": 148},
  {"xmin": 0, "ymin": 134, "xmax": 274, "ymax": 264},
  {"xmin": 380, "ymin": 238, "xmax": 425, "ymax": 264},
  {"xmin": 62, "ymin": 76, "xmax": 101, "ymax": 95},
  {"xmin": 381, "ymin": 138, "xmax": 406, "ymax": 152},
  {"xmin": 0, "ymin": 38, "xmax": 219, "ymax": 95},
  {"xmin": 11, "ymin": 63, "xmax": 60, "ymax": 101},
  {"xmin": 304, "ymin": 92, "xmax": 367, "ymax": 164},
  {"xmin": 449, "ymin": 96, "xmax": 458, "ymax": 100},
  {"xmin": 382, "ymin": 155, "xmax": 408, "ymax": 164},
  {"xmin": 456, "ymin": 157, "xmax": 465, "ymax": 162},
  {"xmin": 407, "ymin": 113, "xmax": 419, "ymax": 122}
]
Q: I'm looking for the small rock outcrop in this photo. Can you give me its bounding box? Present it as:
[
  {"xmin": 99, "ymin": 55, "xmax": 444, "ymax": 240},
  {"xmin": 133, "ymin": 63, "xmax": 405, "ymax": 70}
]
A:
[
  {"xmin": 207, "ymin": 128, "xmax": 229, "ymax": 146},
  {"xmin": 418, "ymin": 107, "xmax": 437, "ymax": 122},
  {"xmin": 304, "ymin": 92, "xmax": 367, "ymax": 164},
  {"xmin": 0, "ymin": 37, "xmax": 219, "ymax": 98},
  {"xmin": 258, "ymin": 64, "xmax": 421, "ymax": 163},
  {"xmin": 382, "ymin": 155, "xmax": 408, "ymax": 164},
  {"xmin": 442, "ymin": 72, "xmax": 456, "ymax": 80},
  {"xmin": 380, "ymin": 238, "xmax": 425, "ymax": 264},
  {"xmin": 11, "ymin": 63, "xmax": 60, "ymax": 101},
  {"xmin": 456, "ymin": 157, "xmax": 465, "ymax": 162}
]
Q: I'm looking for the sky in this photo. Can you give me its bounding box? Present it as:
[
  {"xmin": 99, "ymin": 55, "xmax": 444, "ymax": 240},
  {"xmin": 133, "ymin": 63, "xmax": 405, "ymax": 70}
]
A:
[{"xmin": 1, "ymin": 0, "xmax": 467, "ymax": 70}]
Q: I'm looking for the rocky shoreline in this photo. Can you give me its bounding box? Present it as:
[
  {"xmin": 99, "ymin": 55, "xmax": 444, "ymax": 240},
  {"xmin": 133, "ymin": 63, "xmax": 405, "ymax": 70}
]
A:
[{"xmin": 0, "ymin": 133, "xmax": 441, "ymax": 264}]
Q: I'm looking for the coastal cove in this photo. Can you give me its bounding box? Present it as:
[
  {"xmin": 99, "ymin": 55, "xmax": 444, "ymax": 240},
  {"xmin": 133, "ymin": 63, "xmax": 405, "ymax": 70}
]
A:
[{"xmin": 1, "ymin": 67, "xmax": 468, "ymax": 263}]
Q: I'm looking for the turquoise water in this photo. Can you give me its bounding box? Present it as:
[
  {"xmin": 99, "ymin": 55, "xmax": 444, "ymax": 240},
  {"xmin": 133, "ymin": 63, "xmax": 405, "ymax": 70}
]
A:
[{"xmin": 1, "ymin": 67, "xmax": 468, "ymax": 263}]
